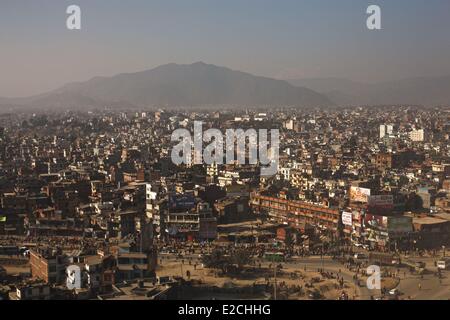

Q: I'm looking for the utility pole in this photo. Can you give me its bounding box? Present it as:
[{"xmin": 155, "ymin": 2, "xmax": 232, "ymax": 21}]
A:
[
  {"xmin": 274, "ymin": 264, "xmax": 277, "ymax": 300},
  {"xmin": 321, "ymin": 242, "xmax": 325, "ymax": 269}
]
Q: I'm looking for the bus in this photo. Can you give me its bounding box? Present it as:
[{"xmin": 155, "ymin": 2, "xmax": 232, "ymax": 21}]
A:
[
  {"xmin": 264, "ymin": 252, "xmax": 285, "ymax": 262},
  {"xmin": 437, "ymin": 258, "xmax": 450, "ymax": 270}
]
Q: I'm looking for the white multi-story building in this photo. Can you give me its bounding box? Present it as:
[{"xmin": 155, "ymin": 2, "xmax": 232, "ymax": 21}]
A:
[
  {"xmin": 409, "ymin": 129, "xmax": 425, "ymax": 142},
  {"xmin": 380, "ymin": 124, "xmax": 394, "ymax": 139}
]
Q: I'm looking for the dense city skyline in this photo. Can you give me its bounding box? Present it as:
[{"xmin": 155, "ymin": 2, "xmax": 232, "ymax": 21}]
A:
[{"xmin": 1, "ymin": 106, "xmax": 449, "ymax": 301}]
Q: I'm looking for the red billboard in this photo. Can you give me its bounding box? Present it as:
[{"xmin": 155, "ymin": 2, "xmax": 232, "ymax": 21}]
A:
[{"xmin": 367, "ymin": 195, "xmax": 394, "ymax": 215}]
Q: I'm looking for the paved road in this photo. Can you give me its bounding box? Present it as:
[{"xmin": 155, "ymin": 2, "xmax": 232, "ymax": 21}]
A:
[
  {"xmin": 288, "ymin": 256, "xmax": 374, "ymax": 299},
  {"xmin": 367, "ymin": 254, "xmax": 450, "ymax": 300},
  {"xmin": 396, "ymin": 270, "xmax": 450, "ymax": 300}
]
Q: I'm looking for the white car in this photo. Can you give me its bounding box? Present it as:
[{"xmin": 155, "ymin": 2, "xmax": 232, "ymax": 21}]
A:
[{"xmin": 389, "ymin": 288, "xmax": 400, "ymax": 296}]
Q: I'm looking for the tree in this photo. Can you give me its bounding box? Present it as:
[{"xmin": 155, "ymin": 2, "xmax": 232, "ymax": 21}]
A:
[
  {"xmin": 202, "ymin": 249, "xmax": 229, "ymax": 273},
  {"xmin": 231, "ymin": 249, "xmax": 252, "ymax": 271},
  {"xmin": 285, "ymin": 231, "xmax": 294, "ymax": 248},
  {"xmin": 405, "ymin": 192, "xmax": 423, "ymax": 211},
  {"xmin": 203, "ymin": 248, "xmax": 254, "ymax": 274}
]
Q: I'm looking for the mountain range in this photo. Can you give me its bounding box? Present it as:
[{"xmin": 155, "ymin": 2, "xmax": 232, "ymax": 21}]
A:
[
  {"xmin": 0, "ymin": 62, "xmax": 332, "ymax": 111},
  {"xmin": 2, "ymin": 63, "xmax": 449, "ymax": 111},
  {"xmin": 287, "ymin": 76, "xmax": 450, "ymax": 106}
]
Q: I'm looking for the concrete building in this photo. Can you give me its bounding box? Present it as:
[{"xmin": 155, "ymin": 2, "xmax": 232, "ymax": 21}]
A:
[
  {"xmin": 409, "ymin": 129, "xmax": 425, "ymax": 142},
  {"xmin": 30, "ymin": 248, "xmax": 69, "ymax": 284},
  {"xmin": 250, "ymin": 192, "xmax": 340, "ymax": 233}
]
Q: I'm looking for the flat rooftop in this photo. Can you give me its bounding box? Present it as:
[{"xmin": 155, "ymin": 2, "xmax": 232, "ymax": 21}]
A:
[{"xmin": 413, "ymin": 217, "xmax": 449, "ymax": 225}]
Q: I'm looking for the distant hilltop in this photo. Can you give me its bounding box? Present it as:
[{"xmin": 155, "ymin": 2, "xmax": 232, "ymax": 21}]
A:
[{"xmin": 0, "ymin": 62, "xmax": 332, "ymax": 111}]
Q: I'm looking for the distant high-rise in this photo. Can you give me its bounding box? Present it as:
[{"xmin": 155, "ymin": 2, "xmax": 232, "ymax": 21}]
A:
[
  {"xmin": 380, "ymin": 124, "xmax": 394, "ymax": 139},
  {"xmin": 379, "ymin": 125, "xmax": 386, "ymax": 139},
  {"xmin": 386, "ymin": 125, "xmax": 394, "ymax": 135}
]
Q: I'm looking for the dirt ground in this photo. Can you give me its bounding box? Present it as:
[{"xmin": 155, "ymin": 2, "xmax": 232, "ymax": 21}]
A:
[{"xmin": 156, "ymin": 259, "xmax": 358, "ymax": 300}]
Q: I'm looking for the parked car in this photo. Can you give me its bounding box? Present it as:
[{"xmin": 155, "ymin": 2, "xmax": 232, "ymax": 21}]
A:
[
  {"xmin": 437, "ymin": 258, "xmax": 450, "ymax": 270},
  {"xmin": 389, "ymin": 288, "xmax": 400, "ymax": 296}
]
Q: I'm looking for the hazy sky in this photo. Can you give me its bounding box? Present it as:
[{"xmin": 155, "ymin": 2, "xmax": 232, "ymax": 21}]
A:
[{"xmin": 1, "ymin": 0, "xmax": 450, "ymax": 97}]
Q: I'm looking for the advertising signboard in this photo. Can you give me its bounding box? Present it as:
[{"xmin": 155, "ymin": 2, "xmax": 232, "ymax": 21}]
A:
[
  {"xmin": 350, "ymin": 187, "xmax": 371, "ymax": 203},
  {"xmin": 364, "ymin": 214, "xmax": 412, "ymax": 234},
  {"xmin": 368, "ymin": 195, "xmax": 394, "ymax": 214},
  {"xmin": 342, "ymin": 212, "xmax": 353, "ymax": 226},
  {"xmin": 386, "ymin": 216, "xmax": 413, "ymax": 233},
  {"xmin": 169, "ymin": 192, "xmax": 196, "ymax": 210},
  {"xmin": 364, "ymin": 214, "xmax": 387, "ymax": 231},
  {"xmin": 368, "ymin": 195, "xmax": 394, "ymax": 207}
]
